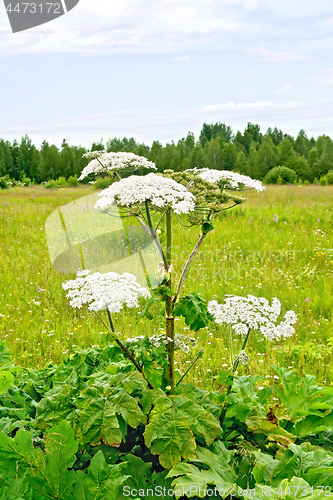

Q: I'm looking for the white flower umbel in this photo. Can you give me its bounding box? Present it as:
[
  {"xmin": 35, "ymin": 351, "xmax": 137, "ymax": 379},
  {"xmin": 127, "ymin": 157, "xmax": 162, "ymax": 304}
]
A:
[
  {"xmin": 62, "ymin": 270, "xmax": 151, "ymax": 313},
  {"xmin": 95, "ymin": 173, "xmax": 196, "ymax": 215},
  {"xmin": 188, "ymin": 168, "xmax": 265, "ymax": 192},
  {"xmin": 237, "ymin": 350, "xmax": 250, "ymax": 366},
  {"xmin": 79, "ymin": 151, "xmax": 157, "ymax": 180},
  {"xmin": 208, "ymin": 294, "xmax": 297, "ymax": 341}
]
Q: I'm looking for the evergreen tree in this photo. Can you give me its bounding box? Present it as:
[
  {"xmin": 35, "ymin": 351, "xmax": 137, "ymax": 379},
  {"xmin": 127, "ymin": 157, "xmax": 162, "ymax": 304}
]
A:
[
  {"xmin": 266, "ymin": 127, "xmax": 284, "ymax": 146},
  {"xmin": 234, "ymin": 122, "xmax": 262, "ymax": 153},
  {"xmin": 234, "ymin": 151, "xmax": 248, "ymax": 175},
  {"xmin": 150, "ymin": 141, "xmax": 163, "ymax": 171},
  {"xmin": 0, "ymin": 140, "xmax": 13, "ymax": 177},
  {"xmin": 223, "ymin": 142, "xmax": 237, "ymax": 171},
  {"xmin": 294, "ymin": 130, "xmax": 311, "ymax": 157},
  {"xmin": 29, "ymin": 149, "xmax": 43, "ymax": 183},
  {"xmin": 40, "ymin": 142, "xmax": 61, "ymax": 181},
  {"xmin": 285, "ymin": 155, "xmax": 311, "ymax": 181},
  {"xmin": 204, "ymin": 137, "xmax": 225, "ymax": 170},
  {"xmin": 9, "ymin": 139, "xmax": 22, "ymax": 180},
  {"xmin": 315, "ymin": 135, "xmax": 326, "ymax": 157},
  {"xmin": 199, "ymin": 122, "xmax": 233, "ymax": 146},
  {"xmin": 19, "ymin": 135, "xmax": 34, "ymax": 179},
  {"xmin": 255, "ymin": 137, "xmax": 278, "ymax": 179},
  {"xmin": 91, "ymin": 140, "xmax": 105, "ymax": 151},
  {"xmin": 278, "ymin": 137, "xmax": 295, "ymax": 165},
  {"xmin": 60, "ymin": 139, "xmax": 75, "ymax": 178},
  {"xmin": 308, "ymin": 147, "xmax": 318, "ymax": 168},
  {"xmin": 190, "ymin": 142, "xmax": 205, "ymax": 169}
]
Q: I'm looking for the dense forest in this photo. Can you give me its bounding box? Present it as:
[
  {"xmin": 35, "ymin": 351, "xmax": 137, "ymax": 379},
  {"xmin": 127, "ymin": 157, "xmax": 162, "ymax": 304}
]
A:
[{"xmin": 1, "ymin": 122, "xmax": 333, "ymax": 185}]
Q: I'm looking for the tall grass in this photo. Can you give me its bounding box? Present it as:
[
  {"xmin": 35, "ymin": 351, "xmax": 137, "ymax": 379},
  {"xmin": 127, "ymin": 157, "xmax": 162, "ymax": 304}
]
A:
[{"xmin": 0, "ymin": 184, "xmax": 332, "ymax": 389}]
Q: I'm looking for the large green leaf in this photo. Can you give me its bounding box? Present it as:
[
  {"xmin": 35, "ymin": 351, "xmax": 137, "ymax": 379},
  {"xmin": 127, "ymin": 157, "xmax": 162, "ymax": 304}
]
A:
[
  {"xmin": 294, "ymin": 412, "xmax": 333, "ymax": 439},
  {"xmin": 144, "ymin": 393, "xmax": 221, "ymax": 468},
  {"xmin": 75, "ymin": 386, "xmax": 144, "ymax": 447},
  {"xmin": 272, "ymin": 443, "xmax": 333, "ymax": 487},
  {"xmin": 272, "ymin": 365, "xmax": 333, "ymax": 421},
  {"xmin": 0, "ymin": 371, "xmax": 14, "ymax": 394},
  {"xmin": 256, "ymin": 477, "xmax": 329, "ymax": 500},
  {"xmin": 252, "ymin": 450, "xmax": 280, "ymax": 485},
  {"xmin": 246, "ymin": 416, "xmax": 296, "ymax": 447},
  {"xmin": 0, "ymin": 421, "xmax": 77, "ymax": 499},
  {"xmin": 176, "ymin": 397, "xmax": 221, "ymax": 445},
  {"xmin": 144, "ymin": 395, "xmax": 196, "ymax": 468},
  {"xmin": 73, "ymin": 451, "xmax": 128, "ymax": 500},
  {"xmin": 173, "ymin": 293, "xmax": 213, "ymax": 331},
  {"xmin": 118, "ymin": 457, "xmax": 174, "ymax": 500},
  {"xmin": 0, "ymin": 475, "xmax": 32, "ymax": 500},
  {"xmin": 29, "ymin": 420, "xmax": 78, "ymax": 500},
  {"xmin": 167, "ymin": 444, "xmax": 236, "ymax": 499},
  {"xmin": 34, "ymin": 384, "xmax": 76, "ymax": 429},
  {"xmin": 120, "ymin": 454, "xmax": 152, "ymax": 491}
]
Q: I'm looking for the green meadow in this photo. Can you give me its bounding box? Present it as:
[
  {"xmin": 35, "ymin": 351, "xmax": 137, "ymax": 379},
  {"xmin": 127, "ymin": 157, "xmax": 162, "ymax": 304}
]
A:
[{"xmin": 0, "ymin": 184, "xmax": 332, "ymax": 389}]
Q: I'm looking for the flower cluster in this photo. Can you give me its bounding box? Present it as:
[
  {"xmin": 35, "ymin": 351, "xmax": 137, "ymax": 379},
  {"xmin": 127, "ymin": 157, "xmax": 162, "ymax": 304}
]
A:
[
  {"xmin": 187, "ymin": 168, "xmax": 265, "ymax": 192},
  {"xmin": 79, "ymin": 151, "xmax": 156, "ymax": 180},
  {"xmin": 237, "ymin": 350, "xmax": 250, "ymax": 366},
  {"xmin": 208, "ymin": 294, "xmax": 297, "ymax": 341},
  {"xmin": 95, "ymin": 173, "xmax": 196, "ymax": 215},
  {"xmin": 62, "ymin": 270, "xmax": 150, "ymax": 312},
  {"xmin": 125, "ymin": 333, "xmax": 197, "ymax": 354}
]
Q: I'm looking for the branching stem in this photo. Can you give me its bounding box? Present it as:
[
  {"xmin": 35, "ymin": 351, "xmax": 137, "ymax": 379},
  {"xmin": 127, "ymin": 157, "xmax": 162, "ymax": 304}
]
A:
[{"xmin": 94, "ymin": 310, "xmax": 154, "ymax": 389}]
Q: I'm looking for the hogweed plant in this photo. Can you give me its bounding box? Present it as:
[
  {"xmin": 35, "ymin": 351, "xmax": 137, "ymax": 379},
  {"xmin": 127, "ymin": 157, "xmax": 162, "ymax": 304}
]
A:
[
  {"xmin": 0, "ymin": 156, "xmax": 331, "ymax": 499},
  {"xmin": 207, "ymin": 294, "xmax": 297, "ymax": 424},
  {"xmin": 61, "ymin": 152, "xmax": 291, "ymax": 396}
]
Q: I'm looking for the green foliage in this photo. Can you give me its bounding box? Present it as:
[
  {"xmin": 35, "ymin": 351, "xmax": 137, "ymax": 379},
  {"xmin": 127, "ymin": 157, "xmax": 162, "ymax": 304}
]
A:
[
  {"xmin": 0, "ymin": 123, "xmax": 331, "ymax": 183},
  {"xmin": 144, "ymin": 391, "xmax": 221, "ymax": 467},
  {"xmin": 1, "ymin": 341, "xmax": 333, "ymax": 497},
  {"xmin": 167, "ymin": 443, "xmax": 236, "ymax": 498},
  {"xmin": 67, "ymin": 175, "xmax": 80, "ymax": 187},
  {"xmin": 264, "ymin": 166, "xmax": 298, "ymax": 184},
  {"xmin": 173, "ymin": 293, "xmax": 213, "ymax": 331},
  {"xmin": 319, "ymin": 170, "xmax": 333, "ymax": 185},
  {"xmin": 0, "ymin": 177, "xmax": 8, "ymax": 189},
  {"xmin": 45, "ymin": 179, "xmax": 59, "ymax": 189},
  {"xmin": 94, "ymin": 177, "xmax": 113, "ymax": 189}
]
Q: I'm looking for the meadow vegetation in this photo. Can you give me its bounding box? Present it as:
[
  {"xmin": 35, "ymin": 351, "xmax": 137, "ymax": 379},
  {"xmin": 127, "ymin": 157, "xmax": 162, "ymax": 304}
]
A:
[{"xmin": 1, "ymin": 183, "xmax": 332, "ymax": 389}]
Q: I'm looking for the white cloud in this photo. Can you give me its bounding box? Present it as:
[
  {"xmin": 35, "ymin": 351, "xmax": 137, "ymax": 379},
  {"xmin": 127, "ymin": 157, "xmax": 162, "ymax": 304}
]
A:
[
  {"xmin": 246, "ymin": 47, "xmax": 310, "ymax": 62},
  {"xmin": 320, "ymin": 68, "xmax": 333, "ymax": 86},
  {"xmin": 0, "ymin": 0, "xmax": 264, "ymax": 56},
  {"xmin": 275, "ymin": 82, "xmax": 292, "ymax": 94},
  {"xmin": 259, "ymin": 0, "xmax": 333, "ymax": 18},
  {"xmin": 2, "ymin": 99, "xmax": 333, "ymax": 146},
  {"xmin": 171, "ymin": 56, "xmax": 190, "ymax": 61}
]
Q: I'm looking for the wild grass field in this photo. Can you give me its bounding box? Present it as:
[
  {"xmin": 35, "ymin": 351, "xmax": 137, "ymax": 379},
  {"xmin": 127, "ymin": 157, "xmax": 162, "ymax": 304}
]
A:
[{"xmin": 0, "ymin": 184, "xmax": 332, "ymax": 390}]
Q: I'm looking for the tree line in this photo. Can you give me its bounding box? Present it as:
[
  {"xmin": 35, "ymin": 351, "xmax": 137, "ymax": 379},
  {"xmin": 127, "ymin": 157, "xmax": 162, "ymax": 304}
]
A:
[{"xmin": 1, "ymin": 122, "xmax": 333, "ymax": 184}]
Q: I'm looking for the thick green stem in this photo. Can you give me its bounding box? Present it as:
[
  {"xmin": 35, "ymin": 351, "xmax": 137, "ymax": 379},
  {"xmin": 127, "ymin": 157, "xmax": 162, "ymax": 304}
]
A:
[
  {"xmin": 166, "ymin": 209, "xmax": 172, "ymax": 267},
  {"xmin": 232, "ymin": 328, "xmax": 252, "ymax": 372},
  {"xmin": 173, "ymin": 231, "xmax": 208, "ymax": 305},
  {"xmin": 145, "ymin": 201, "xmax": 168, "ymax": 269},
  {"xmin": 229, "ymin": 324, "xmax": 234, "ymax": 368},
  {"xmin": 98, "ymin": 309, "xmax": 154, "ymax": 389},
  {"xmin": 165, "ymin": 209, "xmax": 175, "ymax": 394},
  {"xmin": 221, "ymin": 328, "xmax": 252, "ymax": 428}
]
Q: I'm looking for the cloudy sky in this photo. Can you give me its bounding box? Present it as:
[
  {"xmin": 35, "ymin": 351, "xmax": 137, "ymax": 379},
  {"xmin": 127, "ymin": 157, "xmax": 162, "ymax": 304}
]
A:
[{"xmin": 1, "ymin": 0, "xmax": 333, "ymax": 147}]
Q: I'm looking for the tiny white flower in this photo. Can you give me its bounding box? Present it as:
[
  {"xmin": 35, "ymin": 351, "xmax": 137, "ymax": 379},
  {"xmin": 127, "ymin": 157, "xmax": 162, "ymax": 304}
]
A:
[
  {"xmin": 62, "ymin": 270, "xmax": 150, "ymax": 313},
  {"xmin": 208, "ymin": 294, "xmax": 297, "ymax": 341},
  {"xmin": 79, "ymin": 151, "xmax": 157, "ymax": 180},
  {"xmin": 95, "ymin": 173, "xmax": 195, "ymax": 215},
  {"xmin": 237, "ymin": 350, "xmax": 250, "ymax": 365},
  {"xmin": 186, "ymin": 168, "xmax": 265, "ymax": 192}
]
